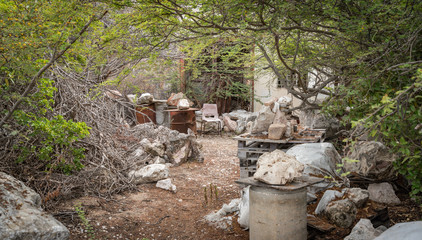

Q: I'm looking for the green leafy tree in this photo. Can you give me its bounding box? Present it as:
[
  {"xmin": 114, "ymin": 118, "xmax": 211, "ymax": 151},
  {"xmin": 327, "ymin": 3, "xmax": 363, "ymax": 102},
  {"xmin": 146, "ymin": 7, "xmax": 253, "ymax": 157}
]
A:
[
  {"xmin": 116, "ymin": 0, "xmax": 422, "ymax": 198},
  {"xmin": 0, "ymin": 0, "xmax": 107, "ymax": 173}
]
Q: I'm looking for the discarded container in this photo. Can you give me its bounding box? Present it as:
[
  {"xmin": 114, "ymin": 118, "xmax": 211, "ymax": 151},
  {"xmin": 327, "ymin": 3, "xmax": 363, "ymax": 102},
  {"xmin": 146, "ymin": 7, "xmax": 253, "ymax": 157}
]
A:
[
  {"xmin": 165, "ymin": 108, "xmax": 198, "ymax": 134},
  {"xmin": 136, "ymin": 104, "xmax": 156, "ymax": 124}
]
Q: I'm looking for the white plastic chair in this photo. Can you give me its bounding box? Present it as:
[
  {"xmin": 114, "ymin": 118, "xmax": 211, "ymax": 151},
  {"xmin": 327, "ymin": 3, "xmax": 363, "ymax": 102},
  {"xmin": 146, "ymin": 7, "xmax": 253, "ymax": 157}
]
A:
[{"xmin": 201, "ymin": 104, "xmax": 222, "ymax": 135}]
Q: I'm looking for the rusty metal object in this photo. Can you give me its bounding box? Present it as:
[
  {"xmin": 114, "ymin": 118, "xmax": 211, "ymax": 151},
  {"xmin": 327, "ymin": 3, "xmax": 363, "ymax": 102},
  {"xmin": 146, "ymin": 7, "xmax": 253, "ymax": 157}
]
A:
[
  {"xmin": 165, "ymin": 108, "xmax": 199, "ymax": 134},
  {"xmin": 136, "ymin": 104, "xmax": 156, "ymax": 124}
]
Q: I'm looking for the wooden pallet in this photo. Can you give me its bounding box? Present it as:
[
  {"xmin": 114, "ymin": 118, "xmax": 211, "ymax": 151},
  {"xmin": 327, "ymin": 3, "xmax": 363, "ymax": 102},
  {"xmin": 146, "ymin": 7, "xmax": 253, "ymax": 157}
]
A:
[{"xmin": 235, "ymin": 129, "xmax": 326, "ymax": 178}]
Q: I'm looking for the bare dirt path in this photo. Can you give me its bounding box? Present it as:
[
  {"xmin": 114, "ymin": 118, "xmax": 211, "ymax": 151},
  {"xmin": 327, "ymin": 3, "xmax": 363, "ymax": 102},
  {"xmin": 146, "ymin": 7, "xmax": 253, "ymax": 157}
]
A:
[{"xmin": 58, "ymin": 135, "xmax": 249, "ymax": 240}]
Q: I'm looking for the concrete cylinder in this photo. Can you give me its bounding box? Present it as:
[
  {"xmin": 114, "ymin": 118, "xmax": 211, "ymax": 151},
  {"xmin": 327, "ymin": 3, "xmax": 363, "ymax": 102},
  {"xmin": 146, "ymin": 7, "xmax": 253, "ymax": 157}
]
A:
[{"xmin": 249, "ymin": 186, "xmax": 307, "ymax": 240}]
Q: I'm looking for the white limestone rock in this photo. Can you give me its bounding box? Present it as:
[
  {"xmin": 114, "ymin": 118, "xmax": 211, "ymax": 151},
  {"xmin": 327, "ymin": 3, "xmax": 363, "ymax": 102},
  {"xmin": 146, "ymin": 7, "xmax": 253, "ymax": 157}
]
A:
[
  {"xmin": 138, "ymin": 93, "xmax": 154, "ymax": 104},
  {"xmin": 156, "ymin": 178, "xmax": 177, "ymax": 193},
  {"xmin": 177, "ymin": 99, "xmax": 190, "ymax": 110},
  {"xmin": 128, "ymin": 164, "xmax": 169, "ymax": 184},
  {"xmin": 253, "ymin": 149, "xmax": 304, "ymax": 185},
  {"xmin": 0, "ymin": 172, "xmax": 69, "ymax": 240}
]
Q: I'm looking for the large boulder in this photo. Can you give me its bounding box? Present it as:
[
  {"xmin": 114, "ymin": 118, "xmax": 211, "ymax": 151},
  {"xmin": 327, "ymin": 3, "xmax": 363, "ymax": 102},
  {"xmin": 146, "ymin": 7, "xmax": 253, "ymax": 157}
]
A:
[
  {"xmin": 253, "ymin": 149, "xmax": 304, "ymax": 185},
  {"xmin": 374, "ymin": 221, "xmax": 422, "ymax": 240},
  {"xmin": 295, "ymin": 109, "xmax": 340, "ymax": 138},
  {"xmin": 325, "ymin": 199, "xmax": 357, "ymax": 228},
  {"xmin": 250, "ymin": 105, "xmax": 275, "ymax": 134},
  {"xmin": 128, "ymin": 164, "xmax": 169, "ymax": 184},
  {"xmin": 286, "ymin": 143, "xmax": 342, "ymax": 178},
  {"xmin": 368, "ymin": 182, "xmax": 401, "ymax": 205},
  {"xmin": 344, "ymin": 141, "xmax": 396, "ymax": 180},
  {"xmin": 226, "ymin": 110, "xmax": 257, "ymax": 134},
  {"xmin": 345, "ymin": 218, "xmax": 384, "ymax": 240},
  {"xmin": 0, "ymin": 172, "xmax": 69, "ymax": 240}
]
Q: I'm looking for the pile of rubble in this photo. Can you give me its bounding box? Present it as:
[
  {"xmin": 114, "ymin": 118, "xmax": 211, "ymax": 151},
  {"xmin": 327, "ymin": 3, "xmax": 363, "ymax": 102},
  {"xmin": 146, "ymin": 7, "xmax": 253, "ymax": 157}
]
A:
[{"xmin": 125, "ymin": 123, "xmax": 203, "ymax": 184}]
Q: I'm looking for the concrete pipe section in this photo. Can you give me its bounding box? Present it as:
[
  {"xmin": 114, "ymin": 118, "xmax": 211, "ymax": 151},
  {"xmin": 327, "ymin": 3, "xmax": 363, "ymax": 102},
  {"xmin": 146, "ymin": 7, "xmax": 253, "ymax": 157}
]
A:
[{"xmin": 250, "ymin": 186, "xmax": 307, "ymax": 240}]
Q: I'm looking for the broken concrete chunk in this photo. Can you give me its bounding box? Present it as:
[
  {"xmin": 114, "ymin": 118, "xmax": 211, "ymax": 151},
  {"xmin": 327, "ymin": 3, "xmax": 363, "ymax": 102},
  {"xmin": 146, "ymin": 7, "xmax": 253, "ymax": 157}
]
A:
[
  {"xmin": 156, "ymin": 178, "xmax": 177, "ymax": 193},
  {"xmin": 368, "ymin": 182, "xmax": 401, "ymax": 205},
  {"xmin": 268, "ymin": 123, "xmax": 287, "ymax": 140},
  {"xmin": 128, "ymin": 164, "xmax": 169, "ymax": 184},
  {"xmin": 0, "ymin": 172, "xmax": 70, "ymax": 240},
  {"xmin": 325, "ymin": 199, "xmax": 357, "ymax": 228},
  {"xmin": 253, "ymin": 149, "xmax": 304, "ymax": 185}
]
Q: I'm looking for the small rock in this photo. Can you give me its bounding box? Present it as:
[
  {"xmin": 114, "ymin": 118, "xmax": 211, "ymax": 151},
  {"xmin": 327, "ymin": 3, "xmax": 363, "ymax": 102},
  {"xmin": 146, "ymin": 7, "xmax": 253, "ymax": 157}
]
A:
[
  {"xmin": 368, "ymin": 182, "xmax": 400, "ymax": 205},
  {"xmin": 307, "ymin": 192, "xmax": 317, "ymax": 204},
  {"xmin": 315, "ymin": 190, "xmax": 344, "ymax": 214},
  {"xmin": 128, "ymin": 164, "xmax": 169, "ymax": 184},
  {"xmin": 156, "ymin": 178, "xmax": 177, "ymax": 193},
  {"xmin": 177, "ymin": 99, "xmax": 190, "ymax": 110},
  {"xmin": 141, "ymin": 139, "xmax": 165, "ymax": 157},
  {"xmin": 268, "ymin": 123, "xmax": 287, "ymax": 140},
  {"xmin": 153, "ymin": 156, "xmax": 166, "ymax": 164},
  {"xmin": 344, "ymin": 218, "xmax": 380, "ymax": 240},
  {"xmin": 325, "ymin": 199, "xmax": 357, "ymax": 228},
  {"xmin": 138, "ymin": 93, "xmax": 154, "ymax": 104},
  {"xmin": 253, "ymin": 149, "xmax": 304, "ymax": 185},
  {"xmin": 346, "ymin": 188, "xmax": 369, "ymax": 208},
  {"xmin": 223, "ymin": 116, "xmax": 237, "ymax": 132}
]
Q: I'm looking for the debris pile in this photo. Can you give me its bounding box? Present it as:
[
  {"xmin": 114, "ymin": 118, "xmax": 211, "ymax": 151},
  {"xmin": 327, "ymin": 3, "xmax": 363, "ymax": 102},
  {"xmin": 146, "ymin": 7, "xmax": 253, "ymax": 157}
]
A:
[{"xmin": 126, "ymin": 123, "xmax": 204, "ymax": 172}]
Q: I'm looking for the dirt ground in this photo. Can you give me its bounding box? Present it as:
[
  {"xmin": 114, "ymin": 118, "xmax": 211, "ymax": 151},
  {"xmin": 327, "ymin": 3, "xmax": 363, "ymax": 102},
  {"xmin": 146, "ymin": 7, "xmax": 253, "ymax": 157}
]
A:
[
  {"xmin": 55, "ymin": 134, "xmax": 422, "ymax": 240},
  {"xmin": 56, "ymin": 134, "xmax": 249, "ymax": 240}
]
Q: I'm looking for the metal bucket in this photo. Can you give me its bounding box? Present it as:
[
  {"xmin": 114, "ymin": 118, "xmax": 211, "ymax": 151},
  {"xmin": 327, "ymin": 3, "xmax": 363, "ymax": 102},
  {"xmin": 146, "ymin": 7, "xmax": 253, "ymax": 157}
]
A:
[{"xmin": 249, "ymin": 186, "xmax": 307, "ymax": 240}]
